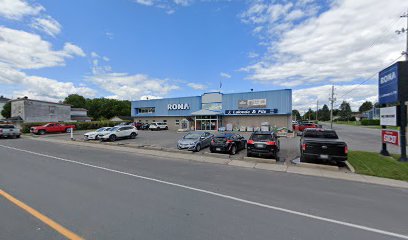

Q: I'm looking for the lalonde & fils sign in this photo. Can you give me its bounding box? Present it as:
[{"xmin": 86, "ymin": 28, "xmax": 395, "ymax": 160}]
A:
[{"xmin": 224, "ymin": 109, "xmax": 278, "ymax": 115}]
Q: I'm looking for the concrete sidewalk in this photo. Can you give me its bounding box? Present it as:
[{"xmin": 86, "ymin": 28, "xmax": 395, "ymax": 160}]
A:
[{"xmin": 27, "ymin": 136, "xmax": 408, "ymax": 190}]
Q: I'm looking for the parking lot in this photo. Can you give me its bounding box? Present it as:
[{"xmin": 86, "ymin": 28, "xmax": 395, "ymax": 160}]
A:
[{"xmin": 30, "ymin": 129, "xmax": 300, "ymax": 163}]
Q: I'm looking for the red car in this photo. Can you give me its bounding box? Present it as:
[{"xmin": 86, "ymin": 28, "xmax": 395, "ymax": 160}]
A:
[
  {"xmin": 30, "ymin": 123, "xmax": 76, "ymax": 135},
  {"xmin": 297, "ymin": 123, "xmax": 319, "ymax": 132}
]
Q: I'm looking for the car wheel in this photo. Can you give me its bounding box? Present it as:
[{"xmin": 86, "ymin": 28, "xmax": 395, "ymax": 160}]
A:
[
  {"xmin": 210, "ymin": 148, "xmax": 215, "ymax": 153},
  {"xmin": 300, "ymin": 155, "xmax": 306, "ymax": 162},
  {"xmin": 230, "ymin": 145, "xmax": 237, "ymax": 155},
  {"xmin": 16, "ymin": 135, "xmax": 21, "ymax": 138},
  {"xmin": 95, "ymin": 135, "xmax": 99, "ymax": 140},
  {"xmin": 109, "ymin": 134, "xmax": 117, "ymax": 142},
  {"xmin": 165, "ymin": 126, "xmax": 168, "ymax": 130},
  {"xmin": 39, "ymin": 130, "xmax": 46, "ymax": 135},
  {"xmin": 195, "ymin": 144, "xmax": 201, "ymax": 152},
  {"xmin": 246, "ymin": 152, "xmax": 252, "ymax": 157},
  {"xmin": 130, "ymin": 132, "xmax": 137, "ymax": 139}
]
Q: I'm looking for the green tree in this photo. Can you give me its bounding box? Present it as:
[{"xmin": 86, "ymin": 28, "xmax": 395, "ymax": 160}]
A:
[
  {"xmin": 339, "ymin": 101, "xmax": 352, "ymax": 121},
  {"xmin": 1, "ymin": 102, "xmax": 11, "ymax": 118},
  {"xmin": 292, "ymin": 109, "xmax": 301, "ymax": 121},
  {"xmin": 318, "ymin": 104, "xmax": 331, "ymax": 121},
  {"xmin": 304, "ymin": 108, "xmax": 316, "ymax": 120},
  {"xmin": 358, "ymin": 101, "xmax": 373, "ymax": 113},
  {"xmin": 63, "ymin": 94, "xmax": 87, "ymax": 108}
]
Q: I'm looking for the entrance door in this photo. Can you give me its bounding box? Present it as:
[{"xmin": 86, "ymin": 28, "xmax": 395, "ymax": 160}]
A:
[{"xmin": 195, "ymin": 117, "xmax": 218, "ymax": 130}]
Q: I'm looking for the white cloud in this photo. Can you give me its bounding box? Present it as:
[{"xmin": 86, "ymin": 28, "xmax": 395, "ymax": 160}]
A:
[
  {"xmin": 134, "ymin": 0, "xmax": 155, "ymax": 6},
  {"xmin": 0, "ymin": 26, "xmax": 85, "ymax": 69},
  {"xmin": 293, "ymin": 84, "xmax": 378, "ymax": 112},
  {"xmin": 133, "ymin": 0, "xmax": 196, "ymax": 14},
  {"xmin": 187, "ymin": 82, "xmax": 206, "ymax": 90},
  {"xmin": 173, "ymin": 0, "xmax": 192, "ymax": 6},
  {"xmin": 88, "ymin": 71, "xmax": 179, "ymax": 100},
  {"xmin": 220, "ymin": 72, "xmax": 231, "ymax": 78},
  {"xmin": 63, "ymin": 42, "xmax": 86, "ymax": 57},
  {"xmin": 243, "ymin": 0, "xmax": 407, "ymax": 87},
  {"xmin": 31, "ymin": 15, "xmax": 62, "ymax": 37},
  {"xmin": 16, "ymin": 76, "xmax": 96, "ymax": 101},
  {"xmin": 0, "ymin": 0, "xmax": 43, "ymax": 20},
  {"xmin": 140, "ymin": 95, "xmax": 163, "ymax": 100},
  {"xmin": 91, "ymin": 52, "xmax": 99, "ymax": 58}
]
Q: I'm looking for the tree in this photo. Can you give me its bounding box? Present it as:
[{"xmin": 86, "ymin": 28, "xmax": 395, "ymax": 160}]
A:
[
  {"xmin": 63, "ymin": 94, "xmax": 87, "ymax": 108},
  {"xmin": 1, "ymin": 102, "xmax": 11, "ymax": 119},
  {"xmin": 339, "ymin": 101, "xmax": 352, "ymax": 121},
  {"xmin": 358, "ymin": 101, "xmax": 373, "ymax": 113},
  {"xmin": 318, "ymin": 104, "xmax": 330, "ymax": 121},
  {"xmin": 304, "ymin": 108, "xmax": 316, "ymax": 120},
  {"xmin": 292, "ymin": 110, "xmax": 301, "ymax": 121}
]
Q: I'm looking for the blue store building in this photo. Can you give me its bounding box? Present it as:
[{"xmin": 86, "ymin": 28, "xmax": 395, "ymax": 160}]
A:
[{"xmin": 131, "ymin": 89, "xmax": 292, "ymax": 131}]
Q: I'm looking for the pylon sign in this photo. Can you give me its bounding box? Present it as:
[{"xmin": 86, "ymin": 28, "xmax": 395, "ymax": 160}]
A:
[{"xmin": 378, "ymin": 61, "xmax": 408, "ymax": 104}]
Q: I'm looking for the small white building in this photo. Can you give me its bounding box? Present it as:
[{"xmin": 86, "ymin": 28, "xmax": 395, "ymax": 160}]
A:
[{"xmin": 70, "ymin": 108, "xmax": 92, "ymax": 122}]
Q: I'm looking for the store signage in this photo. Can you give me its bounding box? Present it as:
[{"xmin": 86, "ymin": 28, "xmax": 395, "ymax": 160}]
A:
[
  {"xmin": 379, "ymin": 63, "xmax": 398, "ymax": 104},
  {"xmin": 238, "ymin": 99, "xmax": 267, "ymax": 109},
  {"xmin": 382, "ymin": 130, "xmax": 399, "ymax": 146},
  {"xmin": 224, "ymin": 109, "xmax": 278, "ymax": 115},
  {"xmin": 168, "ymin": 103, "xmax": 190, "ymax": 110},
  {"xmin": 380, "ymin": 106, "xmax": 398, "ymax": 126}
]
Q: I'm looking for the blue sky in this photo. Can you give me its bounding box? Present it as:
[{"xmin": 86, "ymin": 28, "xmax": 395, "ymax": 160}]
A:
[{"xmin": 0, "ymin": 0, "xmax": 407, "ymax": 110}]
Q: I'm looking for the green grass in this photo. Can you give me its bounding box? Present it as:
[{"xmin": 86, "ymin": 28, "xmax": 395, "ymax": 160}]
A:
[
  {"xmin": 327, "ymin": 121, "xmax": 400, "ymax": 130},
  {"xmin": 348, "ymin": 151, "xmax": 408, "ymax": 181}
]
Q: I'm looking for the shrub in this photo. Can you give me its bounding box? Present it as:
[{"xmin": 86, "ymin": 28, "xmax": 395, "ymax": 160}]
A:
[{"xmin": 361, "ymin": 119, "xmax": 380, "ymax": 126}]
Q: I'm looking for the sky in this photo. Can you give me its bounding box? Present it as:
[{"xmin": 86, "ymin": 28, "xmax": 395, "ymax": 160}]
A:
[{"xmin": 0, "ymin": 0, "xmax": 407, "ymax": 111}]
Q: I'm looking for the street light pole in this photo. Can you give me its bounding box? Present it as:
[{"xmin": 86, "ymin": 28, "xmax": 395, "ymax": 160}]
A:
[{"xmin": 329, "ymin": 86, "xmax": 336, "ymax": 129}]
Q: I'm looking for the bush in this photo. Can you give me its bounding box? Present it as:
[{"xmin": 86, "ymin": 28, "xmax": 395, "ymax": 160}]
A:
[
  {"xmin": 21, "ymin": 121, "xmax": 122, "ymax": 133},
  {"xmin": 361, "ymin": 119, "xmax": 380, "ymax": 126}
]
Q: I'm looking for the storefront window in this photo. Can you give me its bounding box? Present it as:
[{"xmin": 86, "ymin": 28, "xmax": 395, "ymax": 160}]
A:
[
  {"xmin": 137, "ymin": 107, "xmax": 155, "ymax": 114},
  {"xmin": 175, "ymin": 120, "xmax": 180, "ymax": 125}
]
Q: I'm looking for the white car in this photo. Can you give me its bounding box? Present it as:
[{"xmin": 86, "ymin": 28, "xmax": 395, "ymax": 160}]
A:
[
  {"xmin": 99, "ymin": 126, "xmax": 138, "ymax": 142},
  {"xmin": 149, "ymin": 122, "xmax": 168, "ymax": 131},
  {"xmin": 84, "ymin": 127, "xmax": 112, "ymax": 140}
]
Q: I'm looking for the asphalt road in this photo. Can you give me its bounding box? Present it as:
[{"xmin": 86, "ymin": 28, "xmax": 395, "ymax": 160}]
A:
[
  {"xmin": 1, "ymin": 138, "xmax": 408, "ymax": 240},
  {"xmin": 321, "ymin": 122, "xmax": 401, "ymax": 154}
]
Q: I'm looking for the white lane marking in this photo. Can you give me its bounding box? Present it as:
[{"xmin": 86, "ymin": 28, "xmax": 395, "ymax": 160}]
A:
[{"xmin": 1, "ymin": 144, "xmax": 408, "ymax": 240}]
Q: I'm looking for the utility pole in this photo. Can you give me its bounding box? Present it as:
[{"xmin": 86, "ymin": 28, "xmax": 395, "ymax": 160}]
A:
[
  {"xmin": 396, "ymin": 9, "xmax": 408, "ymax": 60},
  {"xmin": 329, "ymin": 86, "xmax": 336, "ymax": 129},
  {"xmin": 316, "ymin": 100, "xmax": 319, "ymax": 121}
]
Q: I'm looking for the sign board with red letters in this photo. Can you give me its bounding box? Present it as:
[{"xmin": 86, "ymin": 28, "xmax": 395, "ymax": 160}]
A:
[{"xmin": 381, "ymin": 130, "xmax": 400, "ymax": 146}]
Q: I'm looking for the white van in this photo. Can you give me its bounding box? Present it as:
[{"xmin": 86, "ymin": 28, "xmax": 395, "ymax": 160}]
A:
[{"xmin": 149, "ymin": 122, "xmax": 168, "ymax": 131}]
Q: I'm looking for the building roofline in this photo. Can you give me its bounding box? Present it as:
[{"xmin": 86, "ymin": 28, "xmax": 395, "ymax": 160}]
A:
[
  {"xmin": 131, "ymin": 89, "xmax": 292, "ymax": 102},
  {"xmin": 10, "ymin": 98, "xmax": 71, "ymax": 106}
]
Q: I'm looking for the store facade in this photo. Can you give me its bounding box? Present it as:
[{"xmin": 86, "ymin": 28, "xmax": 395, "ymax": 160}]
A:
[{"xmin": 131, "ymin": 89, "xmax": 292, "ymax": 131}]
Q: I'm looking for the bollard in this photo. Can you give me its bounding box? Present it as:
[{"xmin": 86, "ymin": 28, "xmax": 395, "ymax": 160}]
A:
[{"xmin": 70, "ymin": 128, "xmax": 74, "ymax": 141}]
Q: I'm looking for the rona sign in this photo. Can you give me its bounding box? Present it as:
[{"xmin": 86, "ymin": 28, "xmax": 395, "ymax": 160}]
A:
[
  {"xmin": 168, "ymin": 103, "xmax": 190, "ymax": 110},
  {"xmin": 378, "ymin": 62, "xmax": 408, "ymax": 104}
]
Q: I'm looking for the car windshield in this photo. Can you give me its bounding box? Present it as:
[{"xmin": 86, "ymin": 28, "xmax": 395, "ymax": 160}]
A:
[
  {"xmin": 251, "ymin": 134, "xmax": 272, "ymax": 141},
  {"xmin": 96, "ymin": 127, "xmax": 110, "ymax": 132},
  {"xmin": 109, "ymin": 127, "xmax": 119, "ymax": 132},
  {"xmin": 303, "ymin": 130, "xmax": 338, "ymax": 139},
  {"xmin": 184, "ymin": 133, "xmax": 202, "ymax": 139}
]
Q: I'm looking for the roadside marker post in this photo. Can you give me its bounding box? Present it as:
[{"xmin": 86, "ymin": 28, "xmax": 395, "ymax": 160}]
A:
[{"xmin": 70, "ymin": 128, "xmax": 74, "ymax": 141}]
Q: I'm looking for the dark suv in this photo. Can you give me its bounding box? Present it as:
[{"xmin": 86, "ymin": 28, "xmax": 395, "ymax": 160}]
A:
[{"xmin": 247, "ymin": 131, "xmax": 280, "ymax": 159}]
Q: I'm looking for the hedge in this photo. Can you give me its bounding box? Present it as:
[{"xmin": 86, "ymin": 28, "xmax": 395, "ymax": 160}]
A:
[
  {"xmin": 361, "ymin": 119, "xmax": 380, "ymax": 126},
  {"xmin": 21, "ymin": 121, "xmax": 122, "ymax": 133}
]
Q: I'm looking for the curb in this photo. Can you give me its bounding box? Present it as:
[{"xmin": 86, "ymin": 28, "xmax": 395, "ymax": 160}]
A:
[
  {"xmin": 294, "ymin": 162, "xmax": 339, "ymax": 171},
  {"xmin": 243, "ymin": 156, "xmax": 277, "ymax": 164},
  {"xmin": 345, "ymin": 161, "xmax": 355, "ymax": 173}
]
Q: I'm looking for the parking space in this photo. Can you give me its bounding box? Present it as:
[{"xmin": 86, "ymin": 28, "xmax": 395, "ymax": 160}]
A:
[{"xmin": 28, "ymin": 129, "xmax": 301, "ymax": 162}]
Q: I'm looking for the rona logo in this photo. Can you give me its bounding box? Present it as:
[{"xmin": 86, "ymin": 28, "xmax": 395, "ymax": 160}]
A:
[
  {"xmin": 380, "ymin": 71, "xmax": 396, "ymax": 84},
  {"xmin": 168, "ymin": 103, "xmax": 190, "ymax": 110}
]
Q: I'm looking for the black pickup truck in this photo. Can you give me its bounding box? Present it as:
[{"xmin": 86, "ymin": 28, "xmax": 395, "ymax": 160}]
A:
[{"xmin": 300, "ymin": 128, "xmax": 348, "ymax": 163}]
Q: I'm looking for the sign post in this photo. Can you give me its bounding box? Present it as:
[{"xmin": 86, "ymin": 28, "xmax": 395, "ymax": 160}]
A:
[{"xmin": 378, "ymin": 61, "xmax": 408, "ymax": 161}]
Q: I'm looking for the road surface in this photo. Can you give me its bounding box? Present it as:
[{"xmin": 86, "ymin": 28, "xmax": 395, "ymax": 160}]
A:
[{"xmin": 1, "ymin": 138, "xmax": 407, "ymax": 239}]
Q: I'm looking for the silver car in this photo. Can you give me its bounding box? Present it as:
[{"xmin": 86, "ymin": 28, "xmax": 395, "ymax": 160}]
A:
[{"xmin": 177, "ymin": 131, "xmax": 213, "ymax": 152}]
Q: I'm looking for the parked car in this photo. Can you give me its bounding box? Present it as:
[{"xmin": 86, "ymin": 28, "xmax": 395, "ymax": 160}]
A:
[
  {"xmin": 300, "ymin": 128, "xmax": 348, "ymax": 163},
  {"xmin": 149, "ymin": 122, "xmax": 168, "ymax": 131},
  {"xmin": 84, "ymin": 127, "xmax": 112, "ymax": 140},
  {"xmin": 210, "ymin": 133, "xmax": 247, "ymax": 155},
  {"xmin": 140, "ymin": 123, "xmax": 150, "ymax": 130},
  {"xmin": 0, "ymin": 124, "xmax": 21, "ymax": 138},
  {"xmin": 177, "ymin": 131, "xmax": 213, "ymax": 152},
  {"xmin": 98, "ymin": 126, "xmax": 138, "ymax": 142},
  {"xmin": 30, "ymin": 123, "xmax": 76, "ymax": 135},
  {"xmin": 297, "ymin": 122, "xmax": 319, "ymax": 133},
  {"xmin": 134, "ymin": 122, "xmax": 144, "ymax": 130},
  {"xmin": 247, "ymin": 131, "xmax": 280, "ymax": 159}
]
